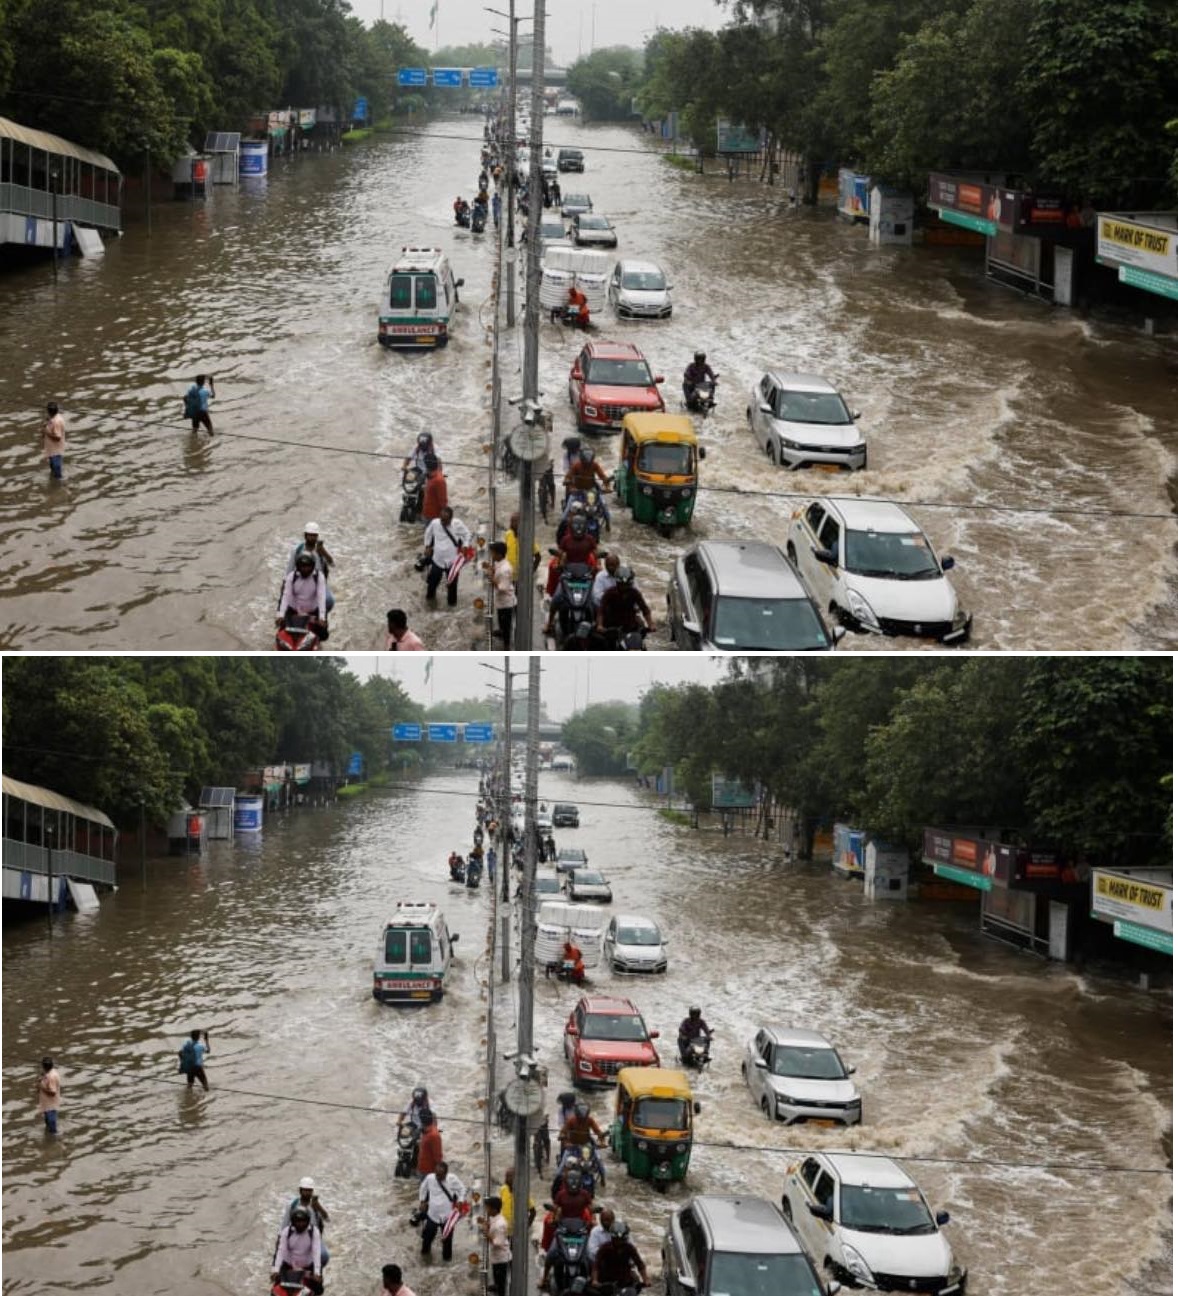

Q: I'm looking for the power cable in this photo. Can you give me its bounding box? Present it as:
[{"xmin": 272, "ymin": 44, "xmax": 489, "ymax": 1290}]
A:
[
  {"xmin": 25, "ymin": 1059, "xmax": 1170, "ymax": 1177},
  {"xmin": 0, "ymin": 403, "xmax": 1172, "ymax": 523}
]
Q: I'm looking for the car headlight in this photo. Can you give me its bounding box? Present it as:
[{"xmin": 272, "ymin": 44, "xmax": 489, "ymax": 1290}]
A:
[
  {"xmin": 583, "ymin": 404, "xmax": 597, "ymax": 417},
  {"xmin": 841, "ymin": 1245, "xmax": 874, "ymax": 1284},
  {"xmin": 780, "ymin": 437, "xmax": 801, "ymax": 450},
  {"xmin": 776, "ymin": 1094, "xmax": 797, "ymax": 1108},
  {"xmin": 578, "ymin": 1060, "xmax": 593, "ymax": 1072},
  {"xmin": 952, "ymin": 605, "xmax": 968, "ymax": 629},
  {"xmin": 948, "ymin": 1263, "xmax": 965, "ymax": 1283},
  {"xmin": 642, "ymin": 485, "xmax": 653, "ymax": 495},
  {"xmin": 635, "ymin": 1139, "xmax": 649, "ymax": 1152},
  {"xmin": 846, "ymin": 588, "xmax": 879, "ymax": 629}
]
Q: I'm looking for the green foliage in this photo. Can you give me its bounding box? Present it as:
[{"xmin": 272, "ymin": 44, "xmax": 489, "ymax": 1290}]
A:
[
  {"xmin": 560, "ymin": 702, "xmax": 639, "ymax": 776},
  {"xmin": 566, "ymin": 46, "xmax": 644, "ymax": 121}
]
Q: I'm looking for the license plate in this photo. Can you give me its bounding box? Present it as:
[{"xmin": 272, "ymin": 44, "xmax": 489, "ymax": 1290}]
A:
[
  {"xmin": 416, "ymin": 335, "xmax": 437, "ymax": 346},
  {"xmin": 410, "ymin": 990, "xmax": 431, "ymax": 999},
  {"xmin": 815, "ymin": 464, "xmax": 841, "ymax": 474},
  {"xmin": 810, "ymin": 1118, "xmax": 837, "ymax": 1127}
]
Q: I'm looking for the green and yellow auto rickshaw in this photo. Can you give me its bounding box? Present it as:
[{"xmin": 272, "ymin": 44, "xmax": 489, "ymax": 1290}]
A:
[
  {"xmin": 608, "ymin": 1067, "xmax": 700, "ymax": 1191},
  {"xmin": 615, "ymin": 413, "xmax": 705, "ymax": 537}
]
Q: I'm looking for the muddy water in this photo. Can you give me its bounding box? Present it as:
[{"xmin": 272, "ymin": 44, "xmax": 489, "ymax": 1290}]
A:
[
  {"xmin": 2, "ymin": 772, "xmax": 1170, "ymax": 1294},
  {"xmin": 1, "ymin": 119, "xmax": 1176, "ymax": 647}
]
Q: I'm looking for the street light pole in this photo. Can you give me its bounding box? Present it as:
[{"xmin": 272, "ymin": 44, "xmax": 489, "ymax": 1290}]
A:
[{"xmin": 50, "ymin": 166, "xmax": 60, "ymax": 281}]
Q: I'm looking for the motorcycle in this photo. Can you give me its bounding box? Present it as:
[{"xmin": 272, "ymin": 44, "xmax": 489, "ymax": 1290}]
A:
[
  {"xmin": 556, "ymin": 491, "xmax": 605, "ymax": 543},
  {"xmin": 549, "ymin": 304, "xmax": 590, "ymax": 330},
  {"xmin": 679, "ymin": 1034, "xmax": 712, "ymax": 1071},
  {"xmin": 548, "ymin": 556, "xmax": 596, "ymax": 648},
  {"xmin": 449, "ymin": 857, "xmax": 468, "ymax": 884},
  {"xmin": 471, "ymin": 203, "xmax": 488, "ymax": 234},
  {"xmin": 275, "ymin": 614, "xmax": 324, "ymax": 652},
  {"xmin": 595, "ymin": 625, "xmax": 648, "ymax": 652},
  {"xmin": 465, "ymin": 856, "xmax": 483, "ymax": 888},
  {"xmin": 271, "ymin": 1271, "xmax": 323, "ymax": 1296},
  {"xmin": 473, "ymin": 826, "xmax": 484, "ymax": 848},
  {"xmin": 394, "ymin": 1124, "xmax": 421, "ymax": 1178},
  {"xmin": 400, "ymin": 467, "xmax": 425, "ymax": 523},
  {"xmin": 454, "ymin": 205, "xmax": 471, "ymax": 228},
  {"xmin": 684, "ymin": 376, "xmax": 718, "ymax": 417},
  {"xmin": 551, "ymin": 1143, "xmax": 605, "ymax": 1198},
  {"xmin": 544, "ymin": 1214, "xmax": 592, "ymax": 1296}
]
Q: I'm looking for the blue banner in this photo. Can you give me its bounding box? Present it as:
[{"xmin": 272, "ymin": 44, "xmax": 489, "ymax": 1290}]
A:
[
  {"xmin": 432, "ymin": 68, "xmax": 462, "ymax": 87},
  {"xmin": 397, "ymin": 68, "xmax": 427, "ymax": 87},
  {"xmin": 469, "ymin": 67, "xmax": 499, "ymax": 88},
  {"xmin": 352, "ymin": 96, "xmax": 368, "ymax": 120},
  {"xmin": 464, "ymin": 723, "xmax": 494, "ymax": 744},
  {"xmin": 393, "ymin": 723, "xmax": 422, "ymax": 741},
  {"xmin": 427, "ymin": 723, "xmax": 458, "ymax": 743},
  {"xmin": 347, "ymin": 751, "xmax": 364, "ymax": 776}
]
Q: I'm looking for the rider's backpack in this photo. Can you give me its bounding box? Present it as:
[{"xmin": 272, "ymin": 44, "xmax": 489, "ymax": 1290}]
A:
[
  {"xmin": 182, "ymin": 386, "xmax": 201, "ymax": 419},
  {"xmin": 177, "ymin": 1038, "xmax": 197, "ymax": 1073}
]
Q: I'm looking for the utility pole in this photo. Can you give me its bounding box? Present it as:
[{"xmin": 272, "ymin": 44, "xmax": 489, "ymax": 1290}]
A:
[
  {"xmin": 514, "ymin": 0, "xmax": 548, "ymax": 651},
  {"xmin": 506, "ymin": 0, "xmax": 518, "ymax": 327},
  {"xmin": 499, "ymin": 663, "xmax": 514, "ymax": 979},
  {"xmin": 508, "ymin": 655, "xmax": 542, "ymax": 1296}
]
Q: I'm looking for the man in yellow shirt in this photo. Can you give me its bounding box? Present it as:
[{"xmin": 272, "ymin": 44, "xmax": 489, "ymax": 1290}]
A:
[
  {"xmin": 498, "ymin": 1164, "xmax": 535, "ymax": 1232},
  {"xmin": 503, "ymin": 512, "xmax": 540, "ymax": 583}
]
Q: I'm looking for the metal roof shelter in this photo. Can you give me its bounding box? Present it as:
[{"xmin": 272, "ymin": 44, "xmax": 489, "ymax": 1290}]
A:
[
  {"xmin": 2, "ymin": 775, "xmax": 118, "ymax": 892},
  {"xmin": 2, "ymin": 775, "xmax": 115, "ymax": 829},
  {"xmin": 0, "ymin": 115, "xmax": 123, "ymax": 237}
]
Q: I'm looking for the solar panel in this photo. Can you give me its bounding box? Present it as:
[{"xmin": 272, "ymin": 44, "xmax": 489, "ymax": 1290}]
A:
[
  {"xmin": 203, "ymin": 132, "xmax": 240, "ymax": 152},
  {"xmin": 199, "ymin": 787, "xmax": 236, "ymax": 807}
]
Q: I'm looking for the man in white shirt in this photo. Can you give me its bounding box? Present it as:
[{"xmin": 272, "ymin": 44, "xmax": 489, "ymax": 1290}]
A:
[
  {"xmin": 276, "ymin": 552, "xmax": 327, "ymax": 626},
  {"xmin": 591, "ymin": 552, "xmax": 620, "ymax": 610},
  {"xmin": 418, "ymin": 1159, "xmax": 467, "ymax": 1261},
  {"xmin": 422, "ymin": 507, "xmax": 472, "ymax": 607},
  {"xmin": 587, "ymin": 1206, "xmax": 615, "ymax": 1264}
]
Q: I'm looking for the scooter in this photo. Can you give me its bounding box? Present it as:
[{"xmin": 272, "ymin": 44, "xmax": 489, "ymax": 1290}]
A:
[
  {"xmin": 454, "ymin": 205, "xmax": 471, "ymax": 228},
  {"xmin": 275, "ymin": 614, "xmax": 324, "ymax": 652},
  {"xmin": 548, "ymin": 557, "xmax": 596, "ymax": 648},
  {"xmin": 400, "ymin": 467, "xmax": 425, "ymax": 523},
  {"xmin": 685, "ymin": 376, "xmax": 718, "ymax": 417},
  {"xmin": 544, "ymin": 1214, "xmax": 592, "ymax": 1296},
  {"xmin": 551, "ymin": 1143, "xmax": 605, "ymax": 1198},
  {"xmin": 679, "ymin": 1034, "xmax": 713, "ymax": 1070},
  {"xmin": 549, "ymin": 304, "xmax": 590, "ymax": 330},
  {"xmin": 394, "ymin": 1124, "xmax": 420, "ymax": 1178},
  {"xmin": 594, "ymin": 625, "xmax": 648, "ymax": 652},
  {"xmin": 471, "ymin": 203, "xmax": 488, "ymax": 234},
  {"xmin": 555, "ymin": 492, "xmax": 604, "ymax": 543},
  {"xmin": 465, "ymin": 856, "xmax": 483, "ymax": 888},
  {"xmin": 449, "ymin": 857, "xmax": 468, "ymax": 884}
]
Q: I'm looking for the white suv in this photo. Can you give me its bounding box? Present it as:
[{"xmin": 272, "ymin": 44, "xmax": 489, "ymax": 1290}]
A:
[
  {"xmin": 782, "ymin": 1153, "xmax": 966, "ymax": 1294},
  {"xmin": 743, "ymin": 1026, "xmax": 861, "ymax": 1126},
  {"xmin": 748, "ymin": 372, "xmax": 867, "ymax": 471},
  {"xmin": 786, "ymin": 497, "xmax": 971, "ymax": 643}
]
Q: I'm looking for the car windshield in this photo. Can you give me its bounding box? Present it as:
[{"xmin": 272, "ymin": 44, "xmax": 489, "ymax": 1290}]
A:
[
  {"xmin": 774, "ymin": 389, "xmax": 851, "ymax": 425},
  {"xmin": 633, "ymin": 1096, "xmax": 689, "ymax": 1130},
  {"xmin": 621, "ymin": 270, "xmax": 665, "ymax": 291},
  {"xmin": 541, "ymin": 222, "xmax": 565, "ymax": 236},
  {"xmin": 844, "ymin": 529, "xmax": 942, "ymax": 579},
  {"xmin": 559, "ymin": 850, "xmax": 587, "ymax": 863},
  {"xmin": 708, "ymin": 1252, "xmax": 822, "ymax": 1296},
  {"xmin": 617, "ymin": 925, "xmax": 661, "ymax": 945},
  {"xmin": 839, "ymin": 1185, "xmax": 936, "ymax": 1236},
  {"xmin": 772, "ymin": 1045, "xmax": 847, "ymax": 1079},
  {"xmin": 565, "ymin": 195, "xmax": 590, "ymax": 207},
  {"xmin": 575, "ymin": 871, "xmax": 605, "ymax": 885},
  {"xmin": 638, "ymin": 443, "xmax": 693, "ymax": 475},
  {"xmin": 581, "ymin": 1012, "xmax": 649, "ymax": 1042},
  {"xmin": 587, "ymin": 358, "xmax": 653, "ymax": 386},
  {"xmin": 536, "ymin": 877, "xmax": 561, "ymax": 892},
  {"xmin": 711, "ymin": 597, "xmax": 830, "ymax": 650},
  {"xmin": 555, "ymin": 804, "xmax": 576, "ymax": 813},
  {"xmin": 579, "ymin": 215, "xmax": 609, "ymax": 229}
]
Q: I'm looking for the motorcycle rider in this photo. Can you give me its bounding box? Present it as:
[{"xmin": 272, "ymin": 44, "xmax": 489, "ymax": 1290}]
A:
[
  {"xmin": 539, "ymin": 1167, "xmax": 595, "ymax": 1291},
  {"xmin": 285, "ymin": 521, "xmax": 336, "ymax": 613},
  {"xmin": 677, "ymin": 1006, "xmax": 712, "ymax": 1063},
  {"xmin": 561, "ymin": 435, "xmax": 584, "ymax": 475},
  {"xmin": 591, "ymin": 1218, "xmax": 649, "ymax": 1292},
  {"xmin": 404, "ymin": 432, "xmax": 440, "ymax": 476},
  {"xmin": 557, "ymin": 939, "xmax": 586, "ymax": 987},
  {"xmin": 276, "ymin": 551, "xmax": 328, "ymax": 634},
  {"xmin": 682, "ymin": 350, "xmax": 717, "ymax": 408},
  {"xmin": 398, "ymin": 1086, "xmax": 434, "ymax": 1136},
  {"xmin": 448, "ymin": 851, "xmax": 466, "ymax": 881},
  {"xmin": 560, "ymin": 1099, "xmax": 604, "ymax": 1148},
  {"xmin": 454, "ymin": 195, "xmax": 470, "ymax": 225},
  {"xmin": 281, "ymin": 1177, "xmax": 331, "ymax": 1269},
  {"xmin": 591, "ymin": 552, "xmax": 620, "ymax": 611},
  {"xmin": 543, "ymin": 514, "xmax": 599, "ymax": 638},
  {"xmin": 594, "ymin": 566, "xmax": 654, "ymax": 644},
  {"xmin": 563, "ymin": 448, "xmax": 611, "ymax": 530},
  {"xmin": 565, "ymin": 284, "xmax": 590, "ymax": 329},
  {"xmin": 271, "ymin": 1205, "xmax": 323, "ymax": 1294}
]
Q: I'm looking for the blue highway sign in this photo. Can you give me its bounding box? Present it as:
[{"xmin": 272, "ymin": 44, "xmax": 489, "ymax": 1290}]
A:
[
  {"xmin": 432, "ymin": 68, "xmax": 462, "ymax": 87},
  {"xmin": 469, "ymin": 67, "xmax": 499, "ymax": 88},
  {"xmin": 397, "ymin": 67, "xmax": 428, "ymax": 86},
  {"xmin": 428, "ymin": 723, "xmax": 459, "ymax": 743},
  {"xmin": 392, "ymin": 723, "xmax": 422, "ymax": 741},
  {"xmin": 464, "ymin": 723, "xmax": 494, "ymax": 743}
]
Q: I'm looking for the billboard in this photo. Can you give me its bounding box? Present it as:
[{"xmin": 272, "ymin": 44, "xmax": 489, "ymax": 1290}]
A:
[
  {"xmin": 1096, "ymin": 215, "xmax": 1177, "ymax": 279},
  {"xmin": 838, "ymin": 168, "xmax": 871, "ymax": 220},
  {"xmin": 1091, "ymin": 870, "xmax": 1172, "ymax": 933},
  {"xmin": 716, "ymin": 120, "xmax": 761, "ymax": 153},
  {"xmin": 711, "ymin": 775, "xmax": 756, "ymax": 809}
]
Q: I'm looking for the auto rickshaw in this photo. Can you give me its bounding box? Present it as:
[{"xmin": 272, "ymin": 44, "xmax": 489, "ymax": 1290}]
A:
[
  {"xmin": 615, "ymin": 413, "xmax": 705, "ymax": 536},
  {"xmin": 608, "ymin": 1066, "xmax": 700, "ymax": 1191}
]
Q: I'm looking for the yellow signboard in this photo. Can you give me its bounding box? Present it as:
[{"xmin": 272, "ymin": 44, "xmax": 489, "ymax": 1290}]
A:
[
  {"xmin": 1097, "ymin": 216, "xmax": 1177, "ymax": 279},
  {"xmin": 1092, "ymin": 870, "xmax": 1172, "ymax": 932}
]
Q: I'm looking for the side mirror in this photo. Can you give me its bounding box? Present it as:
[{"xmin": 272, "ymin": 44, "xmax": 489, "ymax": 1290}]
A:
[
  {"xmin": 677, "ymin": 1274, "xmax": 696, "ymax": 1292},
  {"xmin": 566, "ymin": 1022, "xmax": 578, "ymax": 1035},
  {"xmin": 455, "ymin": 278, "xmax": 465, "ymax": 288},
  {"xmin": 450, "ymin": 934, "xmax": 460, "ymax": 944},
  {"xmin": 754, "ymin": 1058, "xmax": 769, "ymax": 1071},
  {"xmin": 649, "ymin": 1030, "xmax": 660, "ymax": 1039},
  {"xmin": 693, "ymin": 1100, "xmax": 701, "ymax": 1114},
  {"xmin": 571, "ymin": 367, "xmax": 583, "ymax": 380},
  {"xmin": 935, "ymin": 1210, "xmax": 950, "ymax": 1226},
  {"xmin": 831, "ymin": 625, "xmax": 846, "ymax": 645},
  {"xmin": 654, "ymin": 375, "xmax": 665, "ymax": 384},
  {"xmin": 814, "ymin": 547, "xmax": 837, "ymax": 567},
  {"xmin": 847, "ymin": 1065, "xmax": 857, "ymax": 1075},
  {"xmin": 698, "ymin": 446, "xmax": 707, "ymax": 460},
  {"xmin": 940, "ymin": 555, "xmax": 956, "ymax": 571},
  {"xmin": 808, "ymin": 1202, "xmax": 834, "ymax": 1221},
  {"xmin": 681, "ymin": 619, "xmax": 701, "ymax": 637},
  {"xmin": 759, "ymin": 401, "xmax": 773, "ymax": 414},
  {"xmin": 851, "ymin": 409, "xmax": 861, "ymax": 420}
]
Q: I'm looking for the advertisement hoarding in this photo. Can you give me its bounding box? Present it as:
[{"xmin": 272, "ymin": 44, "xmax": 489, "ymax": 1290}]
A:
[
  {"xmin": 1091, "ymin": 870, "xmax": 1173, "ymax": 933},
  {"xmin": 1096, "ymin": 216, "xmax": 1177, "ymax": 278}
]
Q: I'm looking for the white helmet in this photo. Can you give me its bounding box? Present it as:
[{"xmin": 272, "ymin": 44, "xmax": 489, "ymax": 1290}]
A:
[
  {"xmin": 304, "ymin": 521, "xmax": 320, "ymax": 536},
  {"xmin": 299, "ymin": 1176, "xmax": 315, "ymax": 1190}
]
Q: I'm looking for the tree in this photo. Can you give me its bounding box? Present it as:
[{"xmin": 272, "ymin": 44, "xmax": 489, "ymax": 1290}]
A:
[
  {"xmin": 560, "ymin": 702, "xmax": 639, "ymax": 775},
  {"xmin": 566, "ymin": 46, "xmax": 643, "ymax": 121}
]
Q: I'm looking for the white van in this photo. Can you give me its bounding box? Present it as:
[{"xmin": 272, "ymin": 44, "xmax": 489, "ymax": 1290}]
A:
[
  {"xmin": 372, "ymin": 902, "xmax": 458, "ymax": 1003},
  {"xmin": 378, "ymin": 246, "xmax": 464, "ymax": 349}
]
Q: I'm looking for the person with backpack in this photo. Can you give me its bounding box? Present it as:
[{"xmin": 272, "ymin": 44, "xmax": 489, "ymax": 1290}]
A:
[
  {"xmin": 285, "ymin": 522, "xmax": 335, "ymax": 614},
  {"xmin": 183, "ymin": 374, "xmax": 215, "ymax": 435},
  {"xmin": 178, "ymin": 1029, "xmax": 210, "ymax": 1090},
  {"xmin": 276, "ymin": 551, "xmax": 328, "ymax": 633},
  {"xmin": 282, "ymin": 1177, "xmax": 331, "ymax": 1268}
]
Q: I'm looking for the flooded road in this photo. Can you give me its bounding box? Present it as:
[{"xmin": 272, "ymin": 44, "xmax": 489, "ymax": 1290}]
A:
[
  {"xmin": 3, "ymin": 771, "xmax": 1171, "ymax": 1294},
  {"xmin": 0, "ymin": 117, "xmax": 1175, "ymax": 648}
]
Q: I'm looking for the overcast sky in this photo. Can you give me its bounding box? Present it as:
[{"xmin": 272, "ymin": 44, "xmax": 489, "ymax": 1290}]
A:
[
  {"xmin": 349, "ymin": 0, "xmax": 729, "ymax": 66},
  {"xmin": 344, "ymin": 654, "xmax": 728, "ymax": 720}
]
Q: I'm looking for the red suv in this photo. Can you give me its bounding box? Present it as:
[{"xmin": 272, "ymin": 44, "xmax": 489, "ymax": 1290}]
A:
[
  {"xmin": 564, "ymin": 994, "xmax": 661, "ymax": 1087},
  {"xmin": 568, "ymin": 341, "xmax": 665, "ymax": 434}
]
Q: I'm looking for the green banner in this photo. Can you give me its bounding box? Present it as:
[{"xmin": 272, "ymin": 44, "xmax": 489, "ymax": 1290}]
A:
[
  {"xmin": 1113, "ymin": 919, "xmax": 1173, "ymax": 955},
  {"xmin": 1119, "ymin": 265, "xmax": 1178, "ymax": 302},
  {"xmin": 932, "ymin": 862, "xmax": 992, "ymax": 892},
  {"xmin": 936, "ymin": 208, "xmax": 996, "ymax": 236}
]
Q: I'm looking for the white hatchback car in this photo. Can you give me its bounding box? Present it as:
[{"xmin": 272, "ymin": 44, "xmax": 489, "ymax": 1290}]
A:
[
  {"xmin": 743, "ymin": 1026, "xmax": 861, "ymax": 1125},
  {"xmin": 603, "ymin": 913, "xmax": 668, "ymax": 972},
  {"xmin": 786, "ymin": 498, "xmax": 971, "ymax": 643},
  {"xmin": 748, "ymin": 372, "xmax": 867, "ymax": 471},
  {"xmin": 609, "ymin": 259, "xmax": 673, "ymax": 319},
  {"xmin": 782, "ymin": 1153, "xmax": 966, "ymax": 1295}
]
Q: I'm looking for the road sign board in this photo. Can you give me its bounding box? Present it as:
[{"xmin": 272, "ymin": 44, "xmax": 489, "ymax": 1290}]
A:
[
  {"xmin": 347, "ymin": 751, "xmax": 364, "ymax": 775},
  {"xmin": 464, "ymin": 723, "xmax": 494, "ymax": 743},
  {"xmin": 352, "ymin": 97, "xmax": 368, "ymax": 120},
  {"xmin": 397, "ymin": 68, "xmax": 427, "ymax": 87},
  {"xmin": 469, "ymin": 67, "xmax": 499, "ymax": 88},
  {"xmin": 392, "ymin": 723, "xmax": 422, "ymax": 741},
  {"xmin": 432, "ymin": 68, "xmax": 462, "ymax": 87},
  {"xmin": 428, "ymin": 723, "xmax": 458, "ymax": 743},
  {"xmin": 711, "ymin": 775, "xmax": 757, "ymax": 809}
]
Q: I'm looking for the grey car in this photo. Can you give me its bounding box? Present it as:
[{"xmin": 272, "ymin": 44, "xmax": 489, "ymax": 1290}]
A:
[
  {"xmin": 667, "ymin": 540, "xmax": 841, "ymax": 652},
  {"xmin": 743, "ymin": 1026, "xmax": 862, "ymax": 1126},
  {"xmin": 748, "ymin": 371, "xmax": 867, "ymax": 471},
  {"xmin": 663, "ymin": 1196, "xmax": 837, "ymax": 1296},
  {"xmin": 565, "ymin": 868, "xmax": 613, "ymax": 902},
  {"xmin": 572, "ymin": 213, "xmax": 617, "ymax": 248},
  {"xmin": 555, "ymin": 847, "xmax": 589, "ymax": 873},
  {"xmin": 561, "ymin": 192, "xmax": 593, "ymax": 218}
]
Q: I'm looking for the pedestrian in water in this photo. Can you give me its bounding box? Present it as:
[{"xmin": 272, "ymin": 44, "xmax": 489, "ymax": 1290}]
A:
[
  {"xmin": 417, "ymin": 1110, "xmax": 443, "ymax": 1180},
  {"xmin": 418, "ymin": 1159, "xmax": 468, "ymax": 1261},
  {"xmin": 550, "ymin": 179, "xmax": 561, "ymax": 207},
  {"xmin": 485, "ymin": 539, "xmax": 516, "ymax": 645},
  {"xmin": 38, "ymin": 1056, "xmax": 61, "ymax": 1134},
  {"xmin": 382, "ymin": 1263, "xmax": 417, "ymax": 1296},
  {"xmin": 492, "ymin": 191, "xmax": 502, "ymax": 229},
  {"xmin": 184, "ymin": 373, "xmax": 215, "ymax": 435},
  {"xmin": 481, "ymin": 1195, "xmax": 511, "ymax": 1296},
  {"xmin": 422, "ymin": 506, "xmax": 473, "ymax": 608},
  {"xmin": 178, "ymin": 1028, "xmax": 210, "ymax": 1090},
  {"xmin": 386, "ymin": 608, "xmax": 426, "ymax": 651},
  {"xmin": 41, "ymin": 402, "xmax": 65, "ymax": 480}
]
